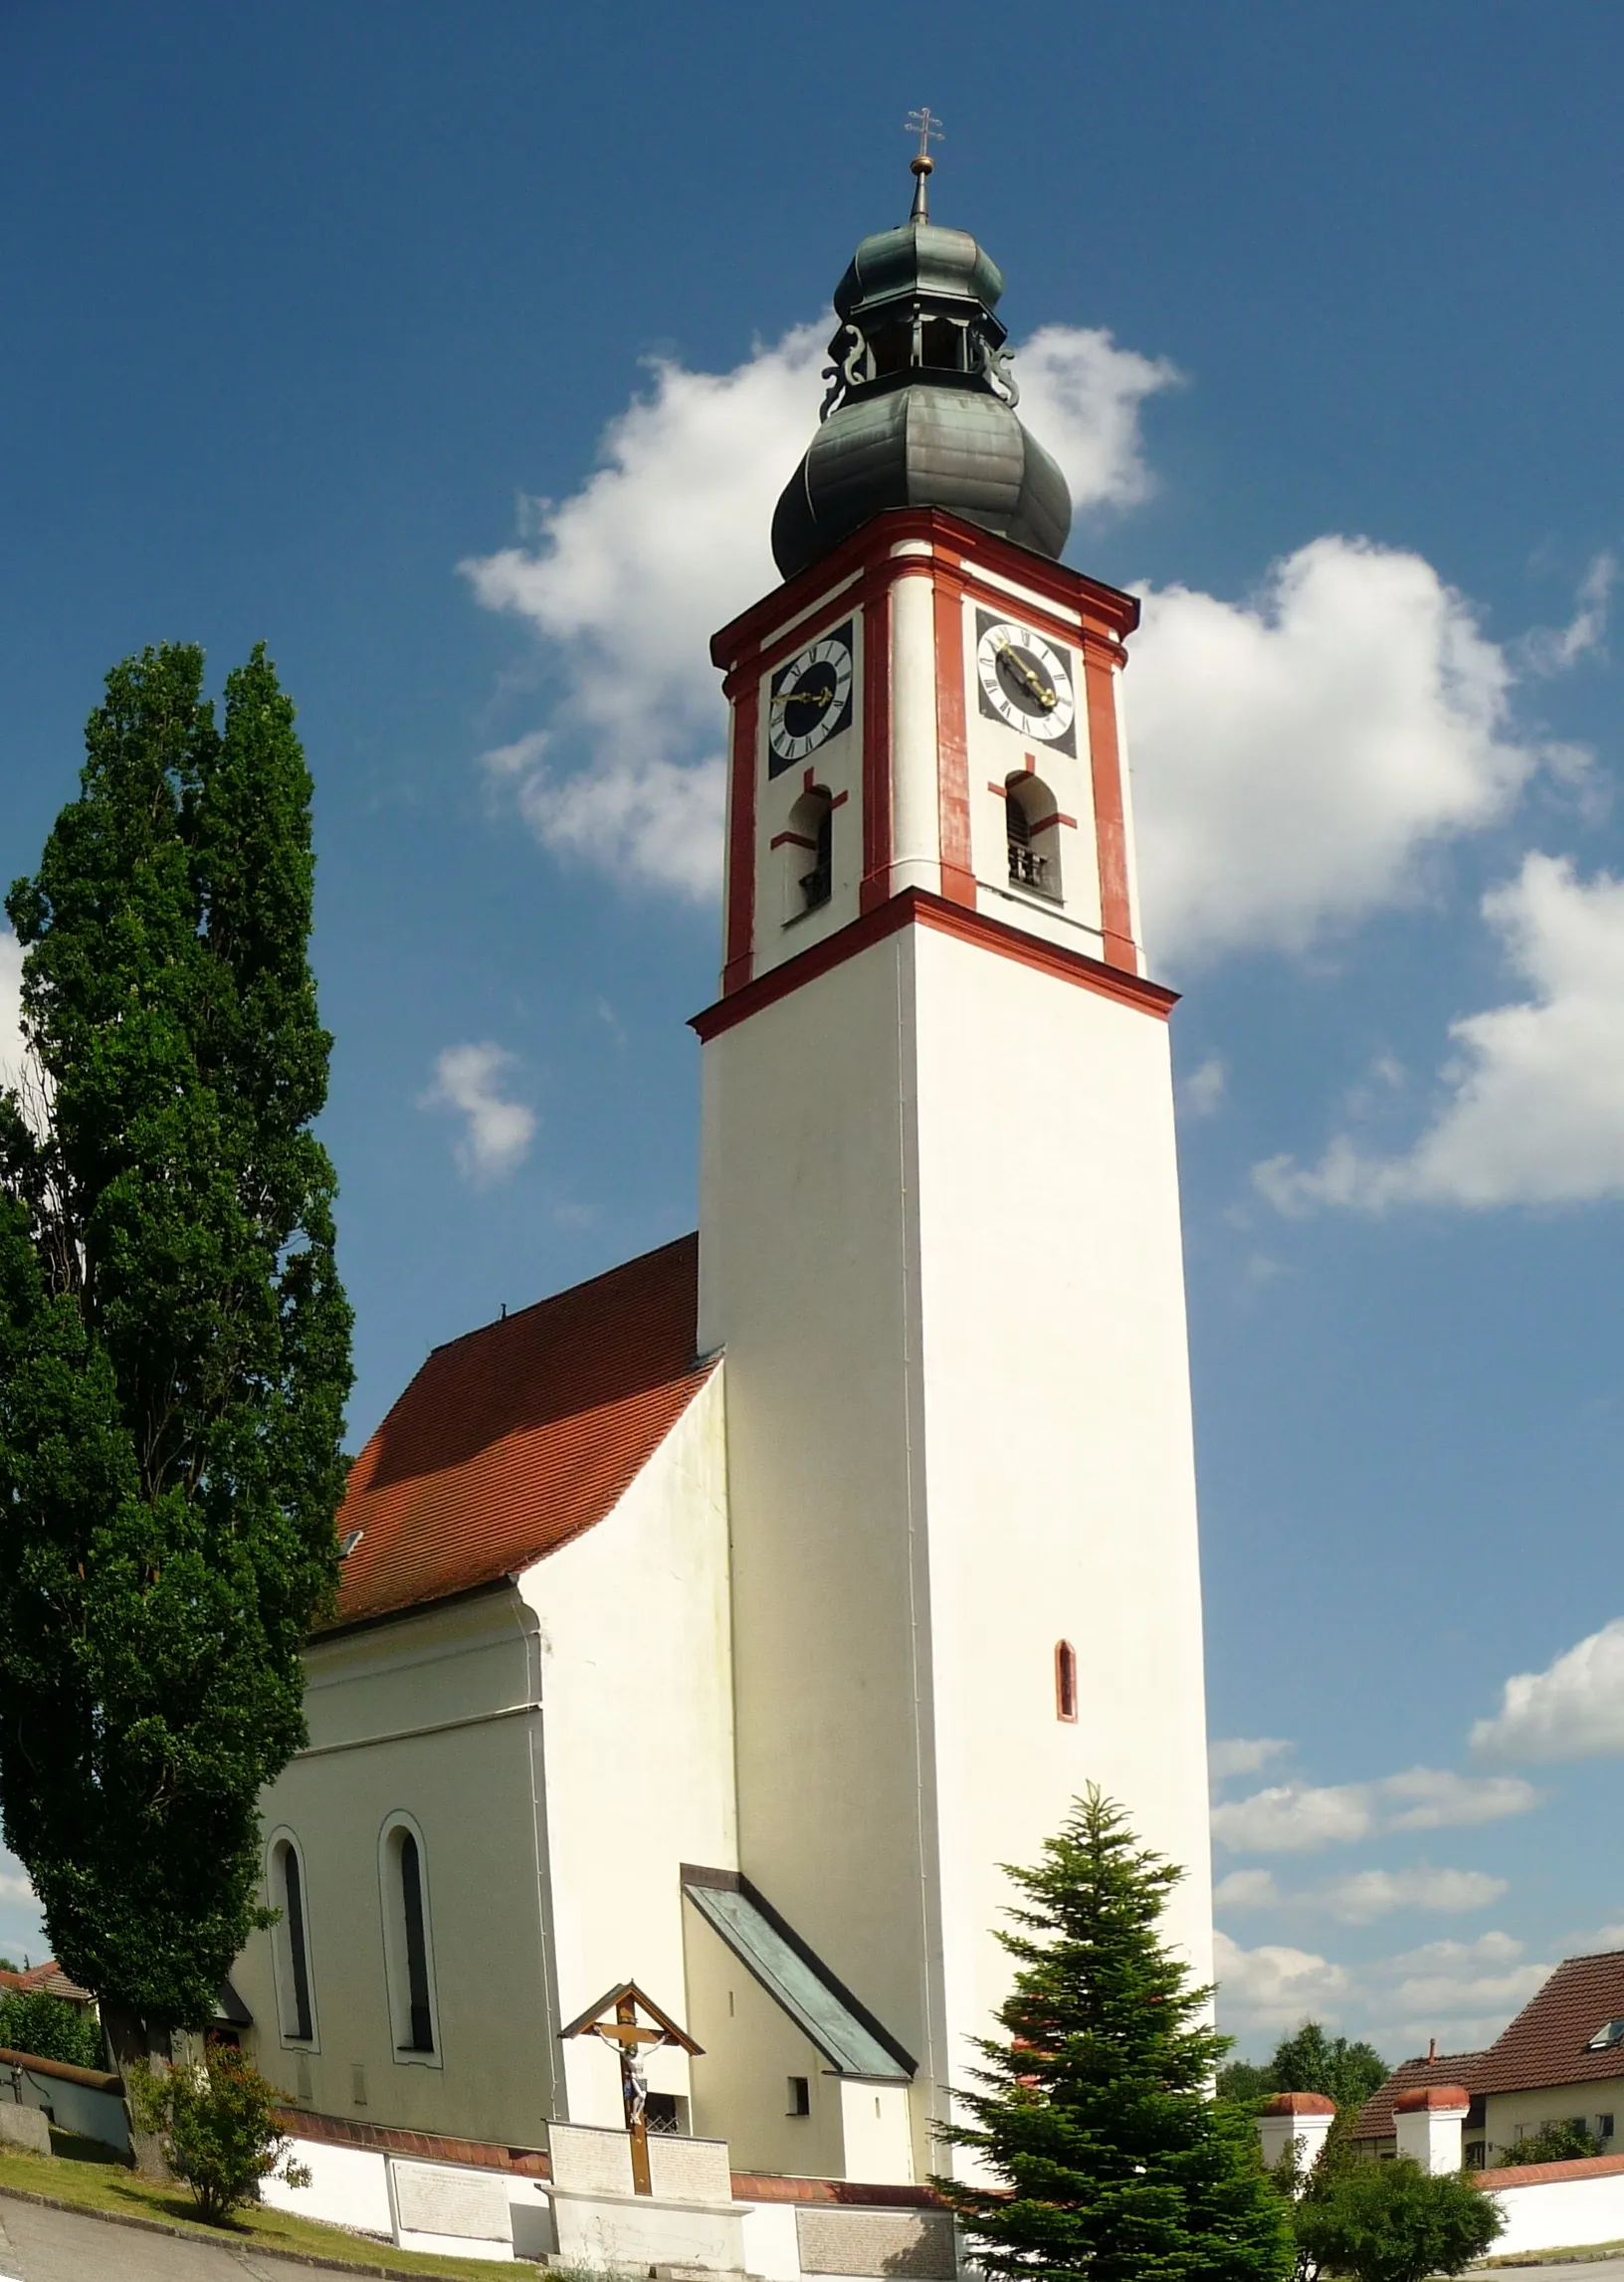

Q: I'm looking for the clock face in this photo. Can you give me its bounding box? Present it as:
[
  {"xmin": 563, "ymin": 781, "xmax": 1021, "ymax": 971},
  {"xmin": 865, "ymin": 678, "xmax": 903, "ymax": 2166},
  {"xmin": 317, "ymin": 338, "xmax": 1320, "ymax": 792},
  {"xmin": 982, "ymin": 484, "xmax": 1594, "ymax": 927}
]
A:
[
  {"xmin": 768, "ymin": 623, "xmax": 854, "ymax": 772},
  {"xmin": 974, "ymin": 612, "xmax": 1077, "ymax": 752}
]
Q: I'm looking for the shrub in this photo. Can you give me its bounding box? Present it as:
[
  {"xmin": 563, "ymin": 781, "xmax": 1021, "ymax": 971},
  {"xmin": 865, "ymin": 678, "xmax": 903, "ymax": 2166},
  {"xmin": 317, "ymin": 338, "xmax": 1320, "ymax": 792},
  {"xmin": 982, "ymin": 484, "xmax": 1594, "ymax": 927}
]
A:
[
  {"xmin": 0, "ymin": 1991, "xmax": 103, "ymax": 2071},
  {"xmin": 1495, "ymin": 2120, "xmax": 1602, "ymax": 2166},
  {"xmin": 128, "ymin": 2043, "xmax": 310, "ymax": 2222},
  {"xmin": 1293, "ymin": 2155, "xmax": 1503, "ymax": 2282}
]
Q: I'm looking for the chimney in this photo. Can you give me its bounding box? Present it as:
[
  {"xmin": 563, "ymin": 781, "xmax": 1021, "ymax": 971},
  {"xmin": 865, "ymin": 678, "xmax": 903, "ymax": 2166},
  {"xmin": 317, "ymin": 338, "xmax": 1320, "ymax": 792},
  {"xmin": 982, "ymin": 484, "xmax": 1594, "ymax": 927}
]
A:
[{"xmin": 1428, "ymin": 2038, "xmax": 1437, "ymax": 2064}]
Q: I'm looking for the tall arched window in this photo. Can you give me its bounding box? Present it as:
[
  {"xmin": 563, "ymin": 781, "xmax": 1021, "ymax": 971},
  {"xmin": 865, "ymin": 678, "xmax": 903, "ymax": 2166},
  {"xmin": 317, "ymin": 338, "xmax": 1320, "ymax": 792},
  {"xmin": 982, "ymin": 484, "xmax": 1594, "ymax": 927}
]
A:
[
  {"xmin": 1055, "ymin": 1640, "xmax": 1078, "ymax": 1723},
  {"xmin": 268, "ymin": 1830, "xmax": 316, "ymax": 2046},
  {"xmin": 1006, "ymin": 774, "xmax": 1064, "ymax": 903},
  {"xmin": 378, "ymin": 1814, "xmax": 441, "ymax": 2063},
  {"xmin": 399, "ymin": 1834, "xmax": 432, "ymax": 2052}
]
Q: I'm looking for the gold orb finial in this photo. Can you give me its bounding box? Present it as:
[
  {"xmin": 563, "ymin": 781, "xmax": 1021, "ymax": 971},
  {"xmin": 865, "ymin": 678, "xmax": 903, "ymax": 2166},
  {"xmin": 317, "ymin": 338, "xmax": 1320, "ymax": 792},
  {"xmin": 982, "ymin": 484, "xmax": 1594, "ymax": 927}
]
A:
[{"xmin": 904, "ymin": 106, "xmax": 943, "ymax": 219}]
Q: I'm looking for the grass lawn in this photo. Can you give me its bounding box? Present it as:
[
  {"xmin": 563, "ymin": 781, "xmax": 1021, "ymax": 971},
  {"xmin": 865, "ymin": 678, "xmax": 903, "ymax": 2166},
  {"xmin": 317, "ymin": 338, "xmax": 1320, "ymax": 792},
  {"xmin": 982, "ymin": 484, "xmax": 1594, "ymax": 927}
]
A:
[{"xmin": 0, "ymin": 2129, "xmax": 538, "ymax": 2278}]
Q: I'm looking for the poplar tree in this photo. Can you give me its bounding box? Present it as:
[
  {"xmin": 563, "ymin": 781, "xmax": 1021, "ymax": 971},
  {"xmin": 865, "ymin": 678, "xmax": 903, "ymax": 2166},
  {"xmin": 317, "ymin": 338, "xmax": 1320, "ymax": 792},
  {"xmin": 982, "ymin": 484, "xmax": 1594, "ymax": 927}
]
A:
[
  {"xmin": 939, "ymin": 1787, "xmax": 1294, "ymax": 2282},
  {"xmin": 0, "ymin": 642, "xmax": 352, "ymax": 2061}
]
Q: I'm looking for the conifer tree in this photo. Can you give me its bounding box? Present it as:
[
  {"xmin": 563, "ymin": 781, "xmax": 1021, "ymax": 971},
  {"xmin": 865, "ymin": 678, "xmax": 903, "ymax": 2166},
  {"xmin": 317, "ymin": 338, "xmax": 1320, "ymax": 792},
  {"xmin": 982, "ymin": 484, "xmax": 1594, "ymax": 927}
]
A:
[
  {"xmin": 939, "ymin": 1787, "xmax": 1294, "ymax": 2282},
  {"xmin": 0, "ymin": 642, "xmax": 352, "ymax": 2059}
]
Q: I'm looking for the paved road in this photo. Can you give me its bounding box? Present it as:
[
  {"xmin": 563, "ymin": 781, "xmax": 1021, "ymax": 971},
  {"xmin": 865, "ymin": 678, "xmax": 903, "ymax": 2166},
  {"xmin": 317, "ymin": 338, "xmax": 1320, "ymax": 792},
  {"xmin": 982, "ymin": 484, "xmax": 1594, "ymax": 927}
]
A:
[
  {"xmin": 0, "ymin": 2191, "xmax": 361, "ymax": 2279},
  {"xmin": 1474, "ymin": 2266, "xmax": 1624, "ymax": 2281}
]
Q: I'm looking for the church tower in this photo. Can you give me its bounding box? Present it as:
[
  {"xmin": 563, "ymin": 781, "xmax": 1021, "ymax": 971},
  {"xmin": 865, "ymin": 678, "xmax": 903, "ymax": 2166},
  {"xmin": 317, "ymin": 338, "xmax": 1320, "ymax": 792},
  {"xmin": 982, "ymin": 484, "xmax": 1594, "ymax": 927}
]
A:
[{"xmin": 695, "ymin": 144, "xmax": 1212, "ymax": 2178}]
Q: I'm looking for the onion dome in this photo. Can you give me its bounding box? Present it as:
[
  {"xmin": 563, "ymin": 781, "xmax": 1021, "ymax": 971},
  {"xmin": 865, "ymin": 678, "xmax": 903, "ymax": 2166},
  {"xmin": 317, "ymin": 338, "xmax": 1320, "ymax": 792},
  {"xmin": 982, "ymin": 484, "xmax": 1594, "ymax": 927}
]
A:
[{"xmin": 771, "ymin": 144, "xmax": 1072, "ymax": 580}]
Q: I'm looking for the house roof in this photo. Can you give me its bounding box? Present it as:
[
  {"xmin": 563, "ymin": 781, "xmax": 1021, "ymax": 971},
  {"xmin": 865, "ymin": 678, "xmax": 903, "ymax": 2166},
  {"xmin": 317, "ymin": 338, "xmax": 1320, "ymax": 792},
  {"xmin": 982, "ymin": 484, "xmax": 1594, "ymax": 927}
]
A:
[
  {"xmin": 0, "ymin": 1962, "xmax": 92, "ymax": 2005},
  {"xmin": 1472, "ymin": 1949, "xmax": 1624, "ymax": 2096},
  {"xmin": 1353, "ymin": 2051, "xmax": 1491, "ymax": 2143},
  {"xmin": 330, "ymin": 1235, "xmax": 714, "ymax": 1629},
  {"xmin": 683, "ymin": 1868, "xmax": 915, "ymax": 2081},
  {"xmin": 1356, "ymin": 1948, "xmax": 1624, "ymax": 2141}
]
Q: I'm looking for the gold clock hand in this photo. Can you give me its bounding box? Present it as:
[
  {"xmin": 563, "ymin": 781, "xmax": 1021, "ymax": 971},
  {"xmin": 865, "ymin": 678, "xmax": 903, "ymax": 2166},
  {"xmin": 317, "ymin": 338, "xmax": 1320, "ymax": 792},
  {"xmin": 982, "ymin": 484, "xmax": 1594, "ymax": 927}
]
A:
[
  {"xmin": 770, "ymin": 684, "xmax": 835, "ymax": 710},
  {"xmin": 995, "ymin": 636, "xmax": 1057, "ymax": 711}
]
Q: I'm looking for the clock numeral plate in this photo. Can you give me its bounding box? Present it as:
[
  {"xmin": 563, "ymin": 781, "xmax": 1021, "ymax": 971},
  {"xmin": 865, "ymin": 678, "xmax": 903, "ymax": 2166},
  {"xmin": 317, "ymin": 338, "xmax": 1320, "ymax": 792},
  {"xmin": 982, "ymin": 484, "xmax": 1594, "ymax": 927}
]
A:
[
  {"xmin": 768, "ymin": 622, "xmax": 855, "ymax": 772},
  {"xmin": 974, "ymin": 610, "xmax": 1077, "ymax": 752}
]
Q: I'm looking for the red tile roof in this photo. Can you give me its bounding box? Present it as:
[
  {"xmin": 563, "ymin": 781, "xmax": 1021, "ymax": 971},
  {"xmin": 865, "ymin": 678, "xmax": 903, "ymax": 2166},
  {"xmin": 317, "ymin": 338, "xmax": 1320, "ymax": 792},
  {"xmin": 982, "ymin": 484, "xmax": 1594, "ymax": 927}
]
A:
[
  {"xmin": 1355, "ymin": 1948, "xmax": 1624, "ymax": 2142},
  {"xmin": 1353, "ymin": 2052, "xmax": 1491, "ymax": 2143},
  {"xmin": 330, "ymin": 1236, "xmax": 714, "ymax": 1629},
  {"xmin": 0, "ymin": 1962, "xmax": 92, "ymax": 2005},
  {"xmin": 1471, "ymin": 1950, "xmax": 1624, "ymax": 2096}
]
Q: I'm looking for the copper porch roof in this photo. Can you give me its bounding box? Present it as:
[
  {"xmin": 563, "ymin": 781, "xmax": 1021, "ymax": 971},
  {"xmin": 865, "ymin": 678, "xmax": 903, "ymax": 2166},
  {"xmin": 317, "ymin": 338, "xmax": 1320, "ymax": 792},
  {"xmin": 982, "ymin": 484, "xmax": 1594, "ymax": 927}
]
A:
[{"xmin": 329, "ymin": 1235, "xmax": 713, "ymax": 1628}]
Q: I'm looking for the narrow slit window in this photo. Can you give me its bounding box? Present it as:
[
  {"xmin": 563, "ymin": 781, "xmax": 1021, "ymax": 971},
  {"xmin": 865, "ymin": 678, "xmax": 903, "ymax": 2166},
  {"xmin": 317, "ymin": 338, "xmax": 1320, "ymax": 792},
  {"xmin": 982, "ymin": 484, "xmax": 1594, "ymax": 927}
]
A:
[
  {"xmin": 788, "ymin": 2075, "xmax": 811, "ymax": 2116},
  {"xmin": 399, "ymin": 1832, "xmax": 434, "ymax": 2052},
  {"xmin": 1055, "ymin": 1640, "xmax": 1078, "ymax": 1723},
  {"xmin": 283, "ymin": 1845, "xmax": 313, "ymax": 2042}
]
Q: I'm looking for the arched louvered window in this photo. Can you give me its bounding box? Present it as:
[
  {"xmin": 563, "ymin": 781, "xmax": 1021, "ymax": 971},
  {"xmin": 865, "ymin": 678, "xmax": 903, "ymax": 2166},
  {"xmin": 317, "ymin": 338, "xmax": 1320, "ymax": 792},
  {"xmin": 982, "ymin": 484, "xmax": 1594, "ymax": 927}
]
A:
[{"xmin": 1006, "ymin": 773, "xmax": 1064, "ymax": 903}]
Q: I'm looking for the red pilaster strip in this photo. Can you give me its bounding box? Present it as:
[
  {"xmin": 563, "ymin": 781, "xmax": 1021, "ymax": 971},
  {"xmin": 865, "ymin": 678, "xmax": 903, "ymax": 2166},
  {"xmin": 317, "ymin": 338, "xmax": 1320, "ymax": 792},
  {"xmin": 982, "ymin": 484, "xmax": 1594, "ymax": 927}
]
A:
[
  {"xmin": 1083, "ymin": 643, "xmax": 1136, "ymax": 974},
  {"xmin": 721, "ymin": 661, "xmax": 760, "ymax": 995},
  {"xmin": 932, "ymin": 575, "xmax": 974, "ymax": 908},
  {"xmin": 860, "ymin": 577, "xmax": 893, "ymax": 913}
]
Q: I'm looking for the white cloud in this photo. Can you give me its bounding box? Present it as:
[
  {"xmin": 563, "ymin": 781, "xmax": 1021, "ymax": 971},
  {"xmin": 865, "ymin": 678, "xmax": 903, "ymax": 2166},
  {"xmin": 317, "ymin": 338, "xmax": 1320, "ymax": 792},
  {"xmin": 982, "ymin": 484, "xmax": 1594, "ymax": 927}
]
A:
[
  {"xmin": 1472, "ymin": 1617, "xmax": 1624, "ymax": 1764},
  {"xmin": 419, "ymin": 1043, "xmax": 536, "ymax": 1184},
  {"xmin": 1009, "ymin": 326, "xmax": 1180, "ymax": 516},
  {"xmin": 1373, "ymin": 1932, "xmax": 1549, "ymax": 2042},
  {"xmin": 0, "ymin": 932, "xmax": 23, "ymax": 1094},
  {"xmin": 1213, "ymin": 1869, "xmax": 1283, "ymax": 1911},
  {"xmin": 1210, "ymin": 1736, "xmax": 1292, "ymax": 1782},
  {"xmin": 1211, "ymin": 1766, "xmax": 1540, "ymax": 1853},
  {"xmin": 1180, "ymin": 1056, "xmax": 1228, "ymax": 1120},
  {"xmin": 462, "ymin": 321, "xmax": 1177, "ymax": 899},
  {"xmin": 1257, "ymin": 854, "xmax": 1624, "ymax": 1212},
  {"xmin": 0, "ymin": 1846, "xmax": 44, "ymax": 1964},
  {"xmin": 1214, "ymin": 1928, "xmax": 1349, "ymax": 2037},
  {"xmin": 1520, "ymin": 552, "xmax": 1615, "ymax": 675},
  {"xmin": 1311, "ymin": 1868, "xmax": 1509, "ymax": 1924},
  {"xmin": 1127, "ymin": 537, "xmax": 1546, "ymax": 966}
]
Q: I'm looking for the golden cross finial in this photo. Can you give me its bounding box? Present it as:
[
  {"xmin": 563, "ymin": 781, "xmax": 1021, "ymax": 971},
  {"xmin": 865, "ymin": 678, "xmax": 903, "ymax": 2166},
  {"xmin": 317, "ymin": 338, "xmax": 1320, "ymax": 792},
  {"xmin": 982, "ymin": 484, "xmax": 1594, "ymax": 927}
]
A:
[{"xmin": 904, "ymin": 107, "xmax": 943, "ymax": 221}]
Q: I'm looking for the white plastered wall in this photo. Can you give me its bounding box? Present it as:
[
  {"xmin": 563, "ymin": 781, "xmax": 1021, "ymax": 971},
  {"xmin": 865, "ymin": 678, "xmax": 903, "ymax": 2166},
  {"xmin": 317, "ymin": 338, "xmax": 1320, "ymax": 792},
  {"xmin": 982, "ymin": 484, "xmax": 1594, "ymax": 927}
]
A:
[
  {"xmin": 1487, "ymin": 2081, "xmax": 1624, "ymax": 2158},
  {"xmin": 681, "ymin": 1898, "xmax": 847, "ymax": 2179},
  {"xmin": 237, "ymin": 1373, "xmax": 733, "ymax": 2151},
  {"xmin": 911, "ymin": 922, "xmax": 1213, "ymax": 2097},
  {"xmin": 517, "ymin": 1368, "xmax": 737, "ymax": 2130},
  {"xmin": 700, "ymin": 917, "xmax": 1212, "ymax": 2178},
  {"xmin": 235, "ymin": 1590, "xmax": 559, "ymax": 2146}
]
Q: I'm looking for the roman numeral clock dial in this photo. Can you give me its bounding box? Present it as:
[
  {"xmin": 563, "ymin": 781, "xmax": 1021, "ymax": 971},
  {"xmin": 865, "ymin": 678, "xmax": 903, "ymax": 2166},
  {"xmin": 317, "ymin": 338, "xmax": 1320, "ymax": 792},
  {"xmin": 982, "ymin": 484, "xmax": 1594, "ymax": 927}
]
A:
[
  {"xmin": 768, "ymin": 624, "xmax": 854, "ymax": 771},
  {"xmin": 975, "ymin": 611, "xmax": 1077, "ymax": 754}
]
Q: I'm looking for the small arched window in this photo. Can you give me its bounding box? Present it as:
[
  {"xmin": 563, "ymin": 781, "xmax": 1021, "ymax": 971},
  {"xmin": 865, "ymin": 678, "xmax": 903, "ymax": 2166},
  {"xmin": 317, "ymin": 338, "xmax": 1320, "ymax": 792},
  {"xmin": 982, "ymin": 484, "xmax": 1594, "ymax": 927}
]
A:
[
  {"xmin": 1006, "ymin": 774, "xmax": 1064, "ymax": 904},
  {"xmin": 268, "ymin": 1831, "xmax": 316, "ymax": 2046},
  {"xmin": 1055, "ymin": 1640, "xmax": 1078, "ymax": 1723},
  {"xmin": 379, "ymin": 1815, "xmax": 440, "ymax": 2062},
  {"xmin": 780, "ymin": 786, "xmax": 833, "ymax": 920}
]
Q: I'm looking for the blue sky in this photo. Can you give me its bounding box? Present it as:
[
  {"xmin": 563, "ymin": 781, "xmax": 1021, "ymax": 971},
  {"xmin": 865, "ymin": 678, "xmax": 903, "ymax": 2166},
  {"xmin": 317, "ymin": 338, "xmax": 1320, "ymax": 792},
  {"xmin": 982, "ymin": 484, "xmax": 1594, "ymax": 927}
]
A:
[{"xmin": 5, "ymin": 1, "xmax": 1624, "ymax": 2066}]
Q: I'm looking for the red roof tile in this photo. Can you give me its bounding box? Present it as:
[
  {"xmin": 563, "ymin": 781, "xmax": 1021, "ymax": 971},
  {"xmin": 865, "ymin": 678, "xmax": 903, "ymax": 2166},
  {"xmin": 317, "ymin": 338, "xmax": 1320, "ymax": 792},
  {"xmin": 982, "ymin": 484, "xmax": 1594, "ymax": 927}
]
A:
[
  {"xmin": 1356, "ymin": 1948, "xmax": 1624, "ymax": 2142},
  {"xmin": 1353, "ymin": 2052, "xmax": 1491, "ymax": 2143},
  {"xmin": 0, "ymin": 1962, "xmax": 93, "ymax": 2005},
  {"xmin": 1471, "ymin": 1950, "xmax": 1624, "ymax": 2096},
  {"xmin": 330, "ymin": 1236, "xmax": 713, "ymax": 1628}
]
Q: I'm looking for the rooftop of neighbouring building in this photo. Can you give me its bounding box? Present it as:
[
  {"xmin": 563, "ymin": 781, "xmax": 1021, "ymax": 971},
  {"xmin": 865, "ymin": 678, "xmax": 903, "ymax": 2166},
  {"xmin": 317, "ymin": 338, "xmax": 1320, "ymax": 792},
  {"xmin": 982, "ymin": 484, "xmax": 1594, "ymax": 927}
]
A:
[
  {"xmin": 0, "ymin": 1962, "xmax": 93, "ymax": 2006},
  {"xmin": 329, "ymin": 1234, "xmax": 714, "ymax": 1628},
  {"xmin": 1356, "ymin": 1947, "xmax": 1624, "ymax": 2141}
]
